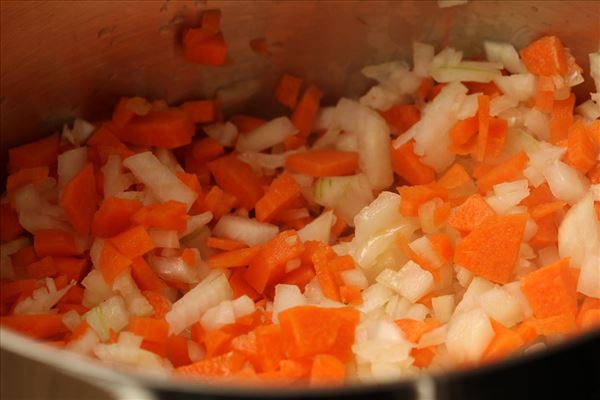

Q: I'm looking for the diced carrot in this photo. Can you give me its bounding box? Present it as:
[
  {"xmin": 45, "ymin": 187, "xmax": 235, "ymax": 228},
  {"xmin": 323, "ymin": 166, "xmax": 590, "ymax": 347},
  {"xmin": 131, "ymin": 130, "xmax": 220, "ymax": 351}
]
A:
[
  {"xmin": 6, "ymin": 166, "xmax": 49, "ymax": 192},
  {"xmin": 587, "ymin": 119, "xmax": 600, "ymax": 147},
  {"xmin": 280, "ymin": 264, "xmax": 316, "ymax": 292},
  {"xmin": 174, "ymin": 171, "xmax": 206, "ymax": 215},
  {"xmin": 249, "ymin": 37, "xmax": 269, "ymax": 56},
  {"xmin": 204, "ymin": 186, "xmax": 236, "ymax": 219},
  {"xmin": 132, "ymin": 257, "xmax": 165, "ymax": 292},
  {"xmin": 58, "ymin": 284, "xmax": 84, "ymax": 305},
  {"xmin": 122, "ymin": 109, "xmax": 195, "ymax": 149},
  {"xmin": 465, "ymin": 81, "xmax": 502, "ymax": 98},
  {"xmin": 520, "ymin": 35, "xmax": 568, "ymax": 76},
  {"xmin": 528, "ymin": 313, "xmax": 578, "ymax": 336},
  {"xmin": 108, "ymin": 225, "xmax": 155, "ymax": 259},
  {"xmin": 283, "ymin": 134, "xmax": 307, "ymax": 151},
  {"xmin": 33, "ymin": 229, "xmax": 80, "ymax": 258},
  {"xmin": 192, "ymin": 137, "xmax": 224, "ymax": 162},
  {"xmin": 201, "ymin": 9, "xmax": 221, "ymax": 33},
  {"xmin": 309, "ymin": 354, "xmax": 346, "ymax": 386},
  {"xmin": 286, "ymin": 149, "xmax": 359, "ymax": 177},
  {"xmin": 395, "ymin": 318, "xmax": 441, "ymax": 343},
  {"xmin": 339, "ymin": 285, "xmax": 363, "ymax": 305},
  {"xmin": 54, "ymin": 257, "xmax": 89, "ymax": 282},
  {"xmin": 454, "ymin": 214, "xmax": 528, "ymax": 284},
  {"xmin": 279, "ymin": 305, "xmax": 360, "ymax": 361},
  {"xmin": 476, "ymin": 151, "xmax": 528, "ymax": 193},
  {"xmin": 206, "ymin": 237, "xmax": 247, "ymax": 251},
  {"xmin": 177, "ymin": 351, "xmax": 246, "ymax": 377},
  {"xmin": 207, "ymin": 155, "xmax": 264, "ymax": 210},
  {"xmin": 183, "ymin": 28, "xmax": 227, "ymax": 66},
  {"xmin": 245, "ymin": 231, "xmax": 304, "ymax": 293},
  {"xmin": 588, "ymin": 164, "xmax": 600, "ymax": 184},
  {"xmin": 92, "ymin": 197, "xmax": 142, "ymax": 238},
  {"xmin": 450, "ymin": 116, "xmax": 479, "ymax": 154},
  {"xmin": 181, "ymin": 100, "xmax": 217, "ymax": 124},
  {"xmin": 11, "ymin": 246, "xmax": 37, "ymax": 269},
  {"xmin": 255, "ymin": 172, "xmax": 301, "ymax": 222},
  {"xmin": 141, "ymin": 340, "xmax": 166, "ymax": 357},
  {"xmin": 397, "ymin": 183, "xmax": 448, "ymax": 217},
  {"xmin": 291, "ymin": 84, "xmax": 323, "ymax": 137},
  {"xmin": 228, "ymin": 268, "xmax": 262, "ymax": 301},
  {"xmin": 132, "ymin": 201, "xmax": 188, "ymax": 232},
  {"xmin": 577, "ymin": 298, "xmax": 600, "ymax": 331},
  {"xmin": 60, "ymin": 163, "xmax": 98, "ymax": 235},
  {"xmin": 428, "ymin": 83, "xmax": 446, "ymax": 101},
  {"xmin": 390, "ymin": 140, "xmax": 436, "ymax": 185},
  {"xmin": 275, "ymin": 73, "xmax": 303, "ymax": 109},
  {"xmin": 411, "ymin": 346, "xmax": 437, "ymax": 368},
  {"xmin": 549, "ymin": 94, "xmax": 576, "ymax": 144},
  {"xmin": 521, "ymin": 258, "xmax": 578, "ymax": 319},
  {"xmin": 515, "ymin": 320, "xmax": 538, "ymax": 345},
  {"xmin": 128, "ymin": 317, "xmax": 169, "ymax": 344},
  {"xmin": 438, "ymin": 163, "xmax": 472, "ymax": 192},
  {"xmin": 254, "ymin": 324, "xmax": 285, "ymax": 372},
  {"xmin": 66, "ymin": 320, "xmax": 90, "ymax": 343},
  {"xmin": 306, "ymin": 241, "xmax": 340, "ymax": 302},
  {"xmin": 429, "ymin": 233, "xmax": 454, "ymax": 264},
  {"xmin": 98, "ymin": 241, "xmax": 132, "ymax": 283},
  {"xmin": 380, "ymin": 104, "xmax": 421, "ymax": 136},
  {"xmin": 485, "ymin": 117, "xmax": 508, "ymax": 160},
  {"xmin": 521, "ymin": 183, "xmax": 555, "ymax": 209},
  {"xmin": 87, "ymin": 124, "xmax": 134, "ymax": 164},
  {"xmin": 529, "ymin": 214, "xmax": 559, "ymax": 249},
  {"xmin": 566, "ymin": 119, "xmax": 597, "ymax": 173},
  {"xmin": 111, "ymin": 97, "xmax": 147, "ymax": 129},
  {"xmin": 229, "ymin": 115, "xmax": 266, "ymax": 134},
  {"xmin": 533, "ymin": 76, "xmax": 555, "ymax": 113},
  {"xmin": 474, "ymin": 95, "xmax": 491, "ymax": 162},
  {"xmin": 203, "ymin": 328, "xmax": 234, "ymax": 357},
  {"xmin": 447, "ymin": 194, "xmax": 496, "ymax": 233},
  {"xmin": 208, "ymin": 246, "xmax": 262, "ymax": 269},
  {"xmin": 143, "ymin": 290, "xmax": 171, "ymax": 319},
  {"xmin": 8, "ymin": 133, "xmax": 59, "ymax": 173},
  {"xmin": 166, "ymin": 334, "xmax": 192, "ymax": 368},
  {"xmin": 482, "ymin": 320, "xmax": 524, "ymax": 362},
  {"xmin": 433, "ymin": 202, "xmax": 452, "ymax": 226},
  {"xmin": 0, "ymin": 314, "xmax": 68, "ymax": 339},
  {"xmin": 0, "ymin": 280, "xmax": 36, "ymax": 305},
  {"xmin": 259, "ymin": 359, "xmax": 311, "ymax": 383},
  {"xmin": 0, "ymin": 204, "xmax": 24, "ymax": 242},
  {"xmin": 26, "ymin": 256, "xmax": 57, "ymax": 279},
  {"xmin": 530, "ymin": 201, "xmax": 566, "ymax": 220}
]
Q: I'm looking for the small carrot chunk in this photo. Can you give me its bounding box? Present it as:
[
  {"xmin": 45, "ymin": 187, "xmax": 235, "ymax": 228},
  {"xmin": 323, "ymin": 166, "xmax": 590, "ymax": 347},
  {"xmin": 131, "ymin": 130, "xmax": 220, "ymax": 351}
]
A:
[
  {"xmin": 482, "ymin": 320, "xmax": 524, "ymax": 362},
  {"xmin": 128, "ymin": 317, "xmax": 169, "ymax": 344},
  {"xmin": 566, "ymin": 119, "xmax": 597, "ymax": 174},
  {"xmin": 390, "ymin": 140, "xmax": 436, "ymax": 185},
  {"xmin": 6, "ymin": 166, "xmax": 49, "ymax": 193},
  {"xmin": 8, "ymin": 134, "xmax": 59, "ymax": 173},
  {"xmin": 0, "ymin": 204, "xmax": 23, "ymax": 242},
  {"xmin": 520, "ymin": 35, "xmax": 568, "ymax": 76},
  {"xmin": 291, "ymin": 84, "xmax": 323, "ymax": 137},
  {"xmin": 181, "ymin": 100, "xmax": 217, "ymax": 124},
  {"xmin": 108, "ymin": 225, "xmax": 155, "ymax": 259},
  {"xmin": 275, "ymin": 73, "xmax": 302, "ymax": 109},
  {"xmin": 476, "ymin": 151, "xmax": 529, "ymax": 193},
  {"xmin": 255, "ymin": 172, "xmax": 301, "ymax": 222},
  {"xmin": 92, "ymin": 197, "xmax": 143, "ymax": 238},
  {"xmin": 447, "ymin": 194, "xmax": 496, "ymax": 234},
  {"xmin": 380, "ymin": 104, "xmax": 420, "ymax": 136},
  {"xmin": 183, "ymin": 28, "xmax": 227, "ymax": 66},
  {"xmin": 286, "ymin": 149, "xmax": 359, "ymax": 177},
  {"xmin": 207, "ymin": 246, "xmax": 262, "ymax": 269},
  {"xmin": 207, "ymin": 155, "xmax": 264, "ymax": 210},
  {"xmin": 60, "ymin": 163, "xmax": 98, "ymax": 236},
  {"xmin": 550, "ymin": 94, "xmax": 576, "ymax": 144},
  {"xmin": 98, "ymin": 241, "xmax": 132, "ymax": 283},
  {"xmin": 309, "ymin": 354, "xmax": 346, "ymax": 386}
]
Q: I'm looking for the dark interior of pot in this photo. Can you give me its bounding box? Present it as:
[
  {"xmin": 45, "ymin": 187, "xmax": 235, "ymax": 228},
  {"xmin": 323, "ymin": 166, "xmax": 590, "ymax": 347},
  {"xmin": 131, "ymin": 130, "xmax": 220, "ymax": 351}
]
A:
[{"xmin": 1, "ymin": 1, "xmax": 600, "ymax": 399}]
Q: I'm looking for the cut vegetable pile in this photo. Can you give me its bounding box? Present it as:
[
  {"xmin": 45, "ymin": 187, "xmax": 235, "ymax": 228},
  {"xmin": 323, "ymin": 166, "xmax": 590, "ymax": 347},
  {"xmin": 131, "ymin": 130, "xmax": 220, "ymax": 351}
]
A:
[{"xmin": 1, "ymin": 27, "xmax": 600, "ymax": 387}]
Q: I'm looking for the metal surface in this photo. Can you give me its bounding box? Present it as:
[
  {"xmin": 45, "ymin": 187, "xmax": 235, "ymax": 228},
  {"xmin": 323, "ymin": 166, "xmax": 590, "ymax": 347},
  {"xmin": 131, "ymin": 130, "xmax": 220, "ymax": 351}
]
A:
[{"xmin": 1, "ymin": 1, "xmax": 600, "ymax": 399}]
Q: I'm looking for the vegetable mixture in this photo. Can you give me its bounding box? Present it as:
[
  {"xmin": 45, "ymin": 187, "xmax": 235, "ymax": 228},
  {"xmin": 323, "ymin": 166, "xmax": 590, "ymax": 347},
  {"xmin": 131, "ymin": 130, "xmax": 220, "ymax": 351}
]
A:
[{"xmin": 1, "ymin": 18, "xmax": 599, "ymax": 387}]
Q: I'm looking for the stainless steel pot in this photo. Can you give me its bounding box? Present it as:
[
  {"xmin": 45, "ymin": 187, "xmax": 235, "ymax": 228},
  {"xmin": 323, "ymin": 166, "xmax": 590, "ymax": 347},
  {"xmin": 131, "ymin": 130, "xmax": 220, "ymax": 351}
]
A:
[{"xmin": 1, "ymin": 1, "xmax": 599, "ymax": 399}]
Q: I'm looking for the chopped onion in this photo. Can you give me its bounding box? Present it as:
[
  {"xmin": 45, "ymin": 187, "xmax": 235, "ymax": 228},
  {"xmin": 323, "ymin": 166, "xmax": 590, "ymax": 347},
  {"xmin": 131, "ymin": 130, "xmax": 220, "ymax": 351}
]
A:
[
  {"xmin": 236, "ymin": 117, "xmax": 297, "ymax": 152},
  {"xmin": 187, "ymin": 340, "xmax": 205, "ymax": 362},
  {"xmin": 200, "ymin": 300, "xmax": 235, "ymax": 331},
  {"xmin": 204, "ymin": 122, "xmax": 238, "ymax": 148},
  {"xmin": 101, "ymin": 155, "xmax": 135, "ymax": 198},
  {"xmin": 353, "ymin": 319, "xmax": 411, "ymax": 365},
  {"xmin": 384, "ymin": 295, "xmax": 411, "ymax": 320},
  {"xmin": 455, "ymin": 265, "xmax": 474, "ymax": 288},
  {"xmin": 340, "ymin": 269, "xmax": 369, "ymax": 290},
  {"xmin": 237, "ymin": 151, "xmax": 287, "ymax": 170},
  {"xmin": 313, "ymin": 174, "xmax": 374, "ymax": 226},
  {"xmin": 213, "ymin": 215, "xmax": 278, "ymax": 246},
  {"xmin": 524, "ymin": 108, "xmax": 550, "ymax": 141},
  {"xmin": 0, "ymin": 237, "xmax": 30, "ymax": 257},
  {"xmin": 62, "ymin": 310, "xmax": 82, "ymax": 331},
  {"xmin": 490, "ymin": 95, "xmax": 519, "ymax": 117},
  {"xmin": 360, "ymin": 62, "xmax": 421, "ymax": 111},
  {"xmin": 57, "ymin": 147, "xmax": 88, "ymax": 191},
  {"xmin": 484, "ymin": 41, "xmax": 527, "ymax": 74},
  {"xmin": 66, "ymin": 328, "xmax": 99, "ymax": 355},
  {"xmin": 181, "ymin": 212, "xmax": 213, "ymax": 238},
  {"xmin": 297, "ymin": 210, "xmax": 334, "ymax": 244},
  {"xmin": 578, "ymin": 254, "xmax": 600, "ymax": 298},
  {"xmin": 14, "ymin": 278, "xmax": 74, "ymax": 315},
  {"xmin": 335, "ymin": 132, "xmax": 359, "ymax": 152},
  {"xmin": 155, "ymin": 148, "xmax": 182, "ymax": 173},
  {"xmin": 166, "ymin": 272, "xmax": 232, "ymax": 334},
  {"xmin": 589, "ymin": 52, "xmax": 600, "ymax": 93},
  {"xmin": 113, "ymin": 269, "xmax": 154, "ymax": 317},
  {"xmin": 418, "ymin": 325, "xmax": 447, "ymax": 348},
  {"xmin": 456, "ymin": 93, "xmax": 481, "ymax": 120},
  {"xmin": 231, "ymin": 295, "xmax": 255, "ymax": 318},
  {"xmin": 454, "ymin": 277, "xmax": 495, "ymax": 315},
  {"xmin": 485, "ymin": 180, "xmax": 530, "ymax": 214},
  {"xmin": 576, "ymin": 99, "xmax": 600, "ymax": 120},
  {"xmin": 148, "ymin": 254, "xmax": 200, "ymax": 284},
  {"xmin": 543, "ymin": 161, "xmax": 588, "ymax": 204},
  {"xmin": 404, "ymin": 303, "xmax": 430, "ymax": 321},
  {"xmin": 353, "ymin": 192, "xmax": 405, "ymax": 241},
  {"xmin": 503, "ymin": 281, "xmax": 533, "ymax": 319},
  {"xmin": 523, "ymin": 143, "xmax": 566, "ymax": 187},
  {"xmin": 413, "ymin": 42, "xmax": 435, "ymax": 78},
  {"xmin": 123, "ymin": 152, "xmax": 197, "ymax": 210},
  {"xmin": 94, "ymin": 343, "xmax": 165, "ymax": 370},
  {"xmin": 62, "ymin": 118, "xmax": 96, "ymax": 146},
  {"xmin": 478, "ymin": 286, "xmax": 524, "ymax": 328},
  {"xmin": 352, "ymin": 225, "xmax": 413, "ymax": 270},
  {"xmin": 431, "ymin": 63, "xmax": 502, "ymax": 83},
  {"xmin": 376, "ymin": 261, "xmax": 434, "ymax": 303},
  {"xmin": 494, "ymin": 74, "xmax": 537, "ymax": 102},
  {"xmin": 558, "ymin": 193, "xmax": 599, "ymax": 269},
  {"xmin": 409, "ymin": 236, "xmax": 444, "ymax": 269},
  {"xmin": 446, "ymin": 308, "xmax": 494, "ymax": 363},
  {"xmin": 149, "ymin": 229, "xmax": 180, "ymax": 249},
  {"xmin": 358, "ymin": 283, "xmax": 395, "ymax": 313},
  {"xmin": 82, "ymin": 269, "xmax": 113, "ymax": 308},
  {"xmin": 432, "ymin": 295, "xmax": 455, "ymax": 323},
  {"xmin": 85, "ymin": 295, "xmax": 129, "ymax": 341},
  {"xmin": 314, "ymin": 107, "xmax": 337, "ymax": 131},
  {"xmin": 118, "ymin": 331, "xmax": 144, "ymax": 348},
  {"xmin": 272, "ymin": 284, "xmax": 307, "ymax": 323}
]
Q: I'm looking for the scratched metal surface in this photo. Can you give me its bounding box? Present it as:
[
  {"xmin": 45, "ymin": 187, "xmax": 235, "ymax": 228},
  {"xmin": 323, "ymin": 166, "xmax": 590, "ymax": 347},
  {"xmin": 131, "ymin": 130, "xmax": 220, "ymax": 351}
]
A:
[{"xmin": 0, "ymin": 1, "xmax": 599, "ymax": 399}]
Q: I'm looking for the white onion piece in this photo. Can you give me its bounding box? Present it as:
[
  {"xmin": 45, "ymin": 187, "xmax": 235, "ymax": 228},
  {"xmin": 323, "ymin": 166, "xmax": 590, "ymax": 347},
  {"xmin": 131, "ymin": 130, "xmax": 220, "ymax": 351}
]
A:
[
  {"xmin": 181, "ymin": 212, "xmax": 213, "ymax": 238},
  {"xmin": 558, "ymin": 193, "xmax": 600, "ymax": 269},
  {"xmin": 485, "ymin": 180, "xmax": 530, "ymax": 214},
  {"xmin": 313, "ymin": 174, "xmax": 374, "ymax": 226},
  {"xmin": 272, "ymin": 284, "xmax": 307, "ymax": 323},
  {"xmin": 543, "ymin": 161, "xmax": 588, "ymax": 204},
  {"xmin": 432, "ymin": 295, "xmax": 455, "ymax": 323},
  {"xmin": 57, "ymin": 147, "xmax": 88, "ymax": 191},
  {"xmin": 490, "ymin": 95, "xmax": 519, "ymax": 117},
  {"xmin": 524, "ymin": 108, "xmax": 550, "ymax": 141},
  {"xmin": 314, "ymin": 107, "xmax": 337, "ymax": 131},
  {"xmin": 102, "ymin": 155, "xmax": 135, "ymax": 198},
  {"xmin": 504, "ymin": 281, "xmax": 533, "ymax": 319},
  {"xmin": 66, "ymin": 328, "xmax": 100, "ymax": 355},
  {"xmin": 236, "ymin": 117, "xmax": 297, "ymax": 152},
  {"xmin": 456, "ymin": 93, "xmax": 481, "ymax": 120},
  {"xmin": 446, "ymin": 308, "xmax": 494, "ymax": 362},
  {"xmin": 82, "ymin": 269, "xmax": 113, "ymax": 308},
  {"xmin": 166, "ymin": 272, "xmax": 232, "ymax": 334},
  {"xmin": 454, "ymin": 277, "xmax": 495, "ymax": 315},
  {"xmin": 590, "ymin": 52, "xmax": 600, "ymax": 94},
  {"xmin": 354, "ymin": 192, "xmax": 405, "ymax": 242},
  {"xmin": 62, "ymin": 310, "xmax": 82, "ymax": 332},
  {"xmin": 123, "ymin": 152, "xmax": 197, "ymax": 210},
  {"xmin": 418, "ymin": 325, "xmax": 447, "ymax": 348},
  {"xmin": 409, "ymin": 236, "xmax": 444, "ymax": 269},
  {"xmin": 494, "ymin": 74, "xmax": 537, "ymax": 102},
  {"xmin": 340, "ymin": 269, "xmax": 369, "ymax": 290},
  {"xmin": 478, "ymin": 286, "xmax": 524, "ymax": 328},
  {"xmin": 578, "ymin": 255, "xmax": 600, "ymax": 298},
  {"xmin": 113, "ymin": 269, "xmax": 154, "ymax": 317},
  {"xmin": 413, "ymin": 42, "xmax": 435, "ymax": 78},
  {"xmin": 85, "ymin": 296, "xmax": 129, "ymax": 341},
  {"xmin": 431, "ymin": 63, "xmax": 502, "ymax": 83},
  {"xmin": 576, "ymin": 99, "xmax": 600, "ymax": 120},
  {"xmin": 360, "ymin": 62, "xmax": 421, "ymax": 111},
  {"xmin": 14, "ymin": 278, "xmax": 74, "ymax": 315},
  {"xmin": 200, "ymin": 300, "xmax": 236, "ymax": 331},
  {"xmin": 62, "ymin": 118, "xmax": 95, "ymax": 146},
  {"xmin": 404, "ymin": 303, "xmax": 430, "ymax": 321},
  {"xmin": 455, "ymin": 265, "xmax": 474, "ymax": 288},
  {"xmin": 297, "ymin": 210, "xmax": 334, "ymax": 244},
  {"xmin": 0, "ymin": 237, "xmax": 30, "ymax": 257},
  {"xmin": 148, "ymin": 254, "xmax": 199, "ymax": 284},
  {"xmin": 231, "ymin": 295, "xmax": 255, "ymax": 318},
  {"xmin": 335, "ymin": 98, "xmax": 393, "ymax": 190},
  {"xmin": 149, "ymin": 229, "xmax": 180, "ymax": 249},
  {"xmin": 155, "ymin": 148, "xmax": 182, "ymax": 173},
  {"xmin": 376, "ymin": 261, "xmax": 434, "ymax": 303},
  {"xmin": 484, "ymin": 41, "xmax": 527, "ymax": 74},
  {"xmin": 204, "ymin": 122, "xmax": 238, "ymax": 148},
  {"xmin": 523, "ymin": 143, "xmax": 566, "ymax": 187},
  {"xmin": 358, "ymin": 283, "xmax": 395, "ymax": 313},
  {"xmin": 213, "ymin": 215, "xmax": 278, "ymax": 246},
  {"xmin": 238, "ymin": 151, "xmax": 287, "ymax": 170},
  {"xmin": 94, "ymin": 343, "xmax": 165, "ymax": 370},
  {"xmin": 335, "ymin": 132, "xmax": 359, "ymax": 152}
]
